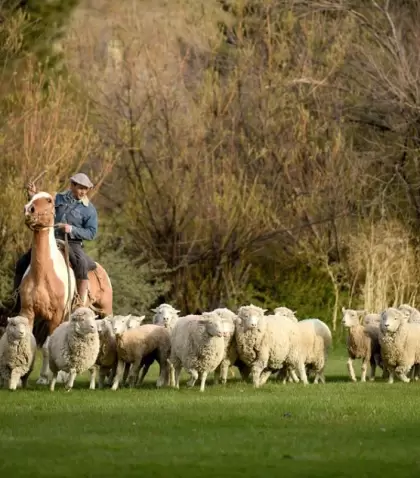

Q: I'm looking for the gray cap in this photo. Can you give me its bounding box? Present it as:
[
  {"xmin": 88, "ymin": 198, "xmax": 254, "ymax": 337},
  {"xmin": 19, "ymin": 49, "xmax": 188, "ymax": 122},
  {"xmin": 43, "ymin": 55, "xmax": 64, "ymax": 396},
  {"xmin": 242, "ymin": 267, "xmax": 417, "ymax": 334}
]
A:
[{"xmin": 70, "ymin": 173, "xmax": 94, "ymax": 188}]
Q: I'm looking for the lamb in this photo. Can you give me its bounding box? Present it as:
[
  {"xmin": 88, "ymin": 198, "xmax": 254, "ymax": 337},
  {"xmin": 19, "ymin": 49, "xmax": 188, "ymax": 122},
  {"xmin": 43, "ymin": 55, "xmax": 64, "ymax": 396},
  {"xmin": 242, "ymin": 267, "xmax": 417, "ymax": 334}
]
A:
[
  {"xmin": 398, "ymin": 304, "xmax": 420, "ymax": 324},
  {"xmin": 341, "ymin": 307, "xmax": 382, "ymax": 382},
  {"xmin": 152, "ymin": 303, "xmax": 181, "ymax": 331},
  {"xmin": 273, "ymin": 306, "xmax": 298, "ymax": 322},
  {"xmin": 95, "ymin": 317, "xmax": 117, "ymax": 388},
  {"xmin": 111, "ymin": 324, "xmax": 171, "ymax": 391},
  {"xmin": 168, "ymin": 312, "xmax": 225, "ymax": 391},
  {"xmin": 235, "ymin": 304, "xmax": 308, "ymax": 387},
  {"xmin": 48, "ymin": 307, "xmax": 100, "ymax": 392},
  {"xmin": 0, "ymin": 316, "xmax": 36, "ymax": 390},
  {"xmin": 296, "ymin": 318, "xmax": 332, "ymax": 384},
  {"xmin": 379, "ymin": 307, "xmax": 420, "ymax": 383},
  {"xmin": 212, "ymin": 308, "xmax": 250, "ymax": 382}
]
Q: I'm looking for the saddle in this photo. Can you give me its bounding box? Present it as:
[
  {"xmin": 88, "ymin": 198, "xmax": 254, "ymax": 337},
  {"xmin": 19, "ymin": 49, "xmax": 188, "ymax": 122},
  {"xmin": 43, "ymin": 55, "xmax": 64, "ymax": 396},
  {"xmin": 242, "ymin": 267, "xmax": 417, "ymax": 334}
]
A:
[{"xmin": 55, "ymin": 239, "xmax": 97, "ymax": 272}]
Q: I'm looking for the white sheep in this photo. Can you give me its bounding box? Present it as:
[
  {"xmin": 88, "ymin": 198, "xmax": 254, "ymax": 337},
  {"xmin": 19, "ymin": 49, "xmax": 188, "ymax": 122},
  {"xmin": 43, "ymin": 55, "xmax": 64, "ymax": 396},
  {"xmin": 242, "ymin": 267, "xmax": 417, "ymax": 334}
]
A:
[
  {"xmin": 273, "ymin": 306, "xmax": 298, "ymax": 322},
  {"xmin": 168, "ymin": 312, "xmax": 225, "ymax": 391},
  {"xmin": 111, "ymin": 324, "xmax": 171, "ymax": 390},
  {"xmin": 48, "ymin": 307, "xmax": 100, "ymax": 391},
  {"xmin": 297, "ymin": 318, "xmax": 332, "ymax": 384},
  {"xmin": 212, "ymin": 308, "xmax": 250, "ymax": 382},
  {"xmin": 0, "ymin": 316, "xmax": 36, "ymax": 390},
  {"xmin": 341, "ymin": 307, "xmax": 382, "ymax": 382},
  {"xmin": 379, "ymin": 307, "xmax": 420, "ymax": 383},
  {"xmin": 152, "ymin": 303, "xmax": 181, "ymax": 331},
  {"xmin": 235, "ymin": 304, "xmax": 308, "ymax": 387},
  {"xmin": 398, "ymin": 304, "xmax": 420, "ymax": 324}
]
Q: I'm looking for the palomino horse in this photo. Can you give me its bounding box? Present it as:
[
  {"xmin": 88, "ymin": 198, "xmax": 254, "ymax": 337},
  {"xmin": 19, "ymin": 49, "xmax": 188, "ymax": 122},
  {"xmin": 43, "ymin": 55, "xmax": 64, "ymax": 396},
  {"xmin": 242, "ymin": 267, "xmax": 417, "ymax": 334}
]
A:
[{"xmin": 20, "ymin": 191, "xmax": 113, "ymax": 384}]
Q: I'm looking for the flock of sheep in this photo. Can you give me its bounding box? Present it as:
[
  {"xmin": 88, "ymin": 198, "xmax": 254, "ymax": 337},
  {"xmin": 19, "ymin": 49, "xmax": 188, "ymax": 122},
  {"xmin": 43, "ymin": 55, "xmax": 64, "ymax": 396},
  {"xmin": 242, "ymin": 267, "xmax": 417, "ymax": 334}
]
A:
[{"xmin": 0, "ymin": 302, "xmax": 419, "ymax": 391}]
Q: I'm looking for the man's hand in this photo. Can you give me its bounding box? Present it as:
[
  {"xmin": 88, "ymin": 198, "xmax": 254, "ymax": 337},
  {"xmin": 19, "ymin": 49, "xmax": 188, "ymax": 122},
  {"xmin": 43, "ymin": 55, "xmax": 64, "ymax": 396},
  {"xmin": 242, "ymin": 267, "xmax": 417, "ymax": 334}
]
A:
[
  {"xmin": 26, "ymin": 181, "xmax": 37, "ymax": 197},
  {"xmin": 55, "ymin": 223, "xmax": 72, "ymax": 234}
]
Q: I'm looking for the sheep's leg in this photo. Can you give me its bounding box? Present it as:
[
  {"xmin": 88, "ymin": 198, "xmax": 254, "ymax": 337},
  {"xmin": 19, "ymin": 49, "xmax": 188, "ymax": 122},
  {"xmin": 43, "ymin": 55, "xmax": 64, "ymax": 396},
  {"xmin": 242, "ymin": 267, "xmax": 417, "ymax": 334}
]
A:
[
  {"xmin": 360, "ymin": 357, "xmax": 369, "ymax": 383},
  {"xmin": 36, "ymin": 337, "xmax": 51, "ymax": 385},
  {"xmin": 88, "ymin": 366, "xmax": 96, "ymax": 390},
  {"xmin": 186, "ymin": 369, "xmax": 198, "ymax": 388},
  {"xmin": 258, "ymin": 369, "xmax": 272, "ymax": 386},
  {"xmin": 127, "ymin": 358, "xmax": 143, "ymax": 388},
  {"xmin": 220, "ymin": 360, "xmax": 230, "ymax": 385},
  {"xmin": 387, "ymin": 366, "xmax": 395, "ymax": 384},
  {"xmin": 49, "ymin": 372, "xmax": 58, "ymax": 392},
  {"xmin": 8, "ymin": 370, "xmax": 21, "ymax": 391},
  {"xmin": 395, "ymin": 365, "xmax": 411, "ymax": 383},
  {"xmin": 297, "ymin": 360, "xmax": 308, "ymax": 385},
  {"xmin": 167, "ymin": 359, "xmax": 175, "ymax": 387},
  {"xmin": 64, "ymin": 369, "xmax": 77, "ymax": 391},
  {"xmin": 122, "ymin": 363, "xmax": 131, "ymax": 387},
  {"xmin": 347, "ymin": 357, "xmax": 357, "ymax": 382},
  {"xmin": 20, "ymin": 372, "xmax": 30, "ymax": 389},
  {"xmin": 290, "ymin": 368, "xmax": 300, "ymax": 383},
  {"xmin": 111, "ymin": 360, "xmax": 125, "ymax": 391},
  {"xmin": 156, "ymin": 360, "xmax": 168, "ymax": 388},
  {"xmin": 314, "ymin": 371, "xmax": 325, "ymax": 384},
  {"xmin": 174, "ymin": 363, "xmax": 182, "ymax": 389},
  {"xmin": 251, "ymin": 362, "xmax": 265, "ymax": 388},
  {"xmin": 138, "ymin": 362, "xmax": 153, "ymax": 387},
  {"xmin": 199, "ymin": 371, "xmax": 209, "ymax": 392}
]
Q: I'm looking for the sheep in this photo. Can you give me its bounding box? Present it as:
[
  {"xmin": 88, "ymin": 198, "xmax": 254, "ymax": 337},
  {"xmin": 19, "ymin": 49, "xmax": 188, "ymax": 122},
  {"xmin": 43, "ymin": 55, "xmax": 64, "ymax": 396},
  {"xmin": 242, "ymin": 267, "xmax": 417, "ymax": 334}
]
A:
[
  {"xmin": 341, "ymin": 307, "xmax": 382, "ymax": 382},
  {"xmin": 296, "ymin": 318, "xmax": 332, "ymax": 384},
  {"xmin": 212, "ymin": 308, "xmax": 250, "ymax": 382},
  {"xmin": 379, "ymin": 307, "xmax": 420, "ymax": 383},
  {"xmin": 126, "ymin": 315, "xmax": 146, "ymax": 329},
  {"xmin": 48, "ymin": 307, "xmax": 100, "ymax": 392},
  {"xmin": 152, "ymin": 303, "xmax": 181, "ymax": 331},
  {"xmin": 111, "ymin": 324, "xmax": 171, "ymax": 391},
  {"xmin": 95, "ymin": 317, "xmax": 117, "ymax": 388},
  {"xmin": 235, "ymin": 304, "xmax": 308, "ymax": 387},
  {"xmin": 273, "ymin": 306, "xmax": 298, "ymax": 322},
  {"xmin": 0, "ymin": 316, "xmax": 36, "ymax": 390},
  {"xmin": 168, "ymin": 312, "xmax": 225, "ymax": 392},
  {"xmin": 398, "ymin": 304, "xmax": 420, "ymax": 324}
]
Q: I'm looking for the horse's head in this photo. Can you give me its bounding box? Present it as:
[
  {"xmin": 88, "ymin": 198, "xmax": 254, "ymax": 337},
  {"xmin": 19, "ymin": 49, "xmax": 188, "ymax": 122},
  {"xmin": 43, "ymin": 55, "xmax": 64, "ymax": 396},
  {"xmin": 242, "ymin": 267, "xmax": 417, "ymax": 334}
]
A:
[{"xmin": 24, "ymin": 192, "xmax": 55, "ymax": 230}]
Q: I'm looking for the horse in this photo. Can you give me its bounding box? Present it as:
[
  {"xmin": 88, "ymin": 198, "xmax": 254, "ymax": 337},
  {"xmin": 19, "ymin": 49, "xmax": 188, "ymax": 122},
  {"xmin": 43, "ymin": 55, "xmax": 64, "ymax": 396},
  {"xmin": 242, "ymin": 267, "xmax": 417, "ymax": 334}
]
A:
[{"xmin": 19, "ymin": 191, "xmax": 113, "ymax": 384}]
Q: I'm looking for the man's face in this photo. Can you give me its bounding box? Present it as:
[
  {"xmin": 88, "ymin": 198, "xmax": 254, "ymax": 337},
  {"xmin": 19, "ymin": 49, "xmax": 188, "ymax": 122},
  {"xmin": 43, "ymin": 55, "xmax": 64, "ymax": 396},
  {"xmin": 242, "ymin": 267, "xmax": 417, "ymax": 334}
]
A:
[{"xmin": 70, "ymin": 181, "xmax": 89, "ymax": 200}]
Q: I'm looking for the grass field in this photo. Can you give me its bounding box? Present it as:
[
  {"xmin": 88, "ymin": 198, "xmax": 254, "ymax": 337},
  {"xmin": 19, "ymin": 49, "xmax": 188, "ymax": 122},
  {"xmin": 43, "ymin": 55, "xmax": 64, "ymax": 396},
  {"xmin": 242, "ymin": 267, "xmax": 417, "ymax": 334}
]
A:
[{"xmin": 1, "ymin": 346, "xmax": 419, "ymax": 478}]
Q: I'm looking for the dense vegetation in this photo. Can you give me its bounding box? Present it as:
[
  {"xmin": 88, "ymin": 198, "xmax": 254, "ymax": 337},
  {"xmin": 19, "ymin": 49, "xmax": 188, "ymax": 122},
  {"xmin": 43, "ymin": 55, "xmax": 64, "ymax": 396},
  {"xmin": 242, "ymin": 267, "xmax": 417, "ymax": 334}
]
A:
[{"xmin": 1, "ymin": 0, "xmax": 420, "ymax": 331}]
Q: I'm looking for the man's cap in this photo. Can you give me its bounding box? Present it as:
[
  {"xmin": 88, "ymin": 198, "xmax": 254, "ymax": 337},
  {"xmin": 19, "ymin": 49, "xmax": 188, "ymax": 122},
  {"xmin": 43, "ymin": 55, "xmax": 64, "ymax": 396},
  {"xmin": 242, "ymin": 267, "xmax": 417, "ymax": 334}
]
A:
[{"xmin": 70, "ymin": 173, "xmax": 94, "ymax": 188}]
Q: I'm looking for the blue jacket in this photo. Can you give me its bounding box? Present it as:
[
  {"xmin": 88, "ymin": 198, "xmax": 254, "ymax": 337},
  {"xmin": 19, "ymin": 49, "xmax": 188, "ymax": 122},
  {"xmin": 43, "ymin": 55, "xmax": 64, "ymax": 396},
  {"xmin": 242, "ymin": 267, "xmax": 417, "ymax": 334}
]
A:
[{"xmin": 54, "ymin": 190, "xmax": 98, "ymax": 242}]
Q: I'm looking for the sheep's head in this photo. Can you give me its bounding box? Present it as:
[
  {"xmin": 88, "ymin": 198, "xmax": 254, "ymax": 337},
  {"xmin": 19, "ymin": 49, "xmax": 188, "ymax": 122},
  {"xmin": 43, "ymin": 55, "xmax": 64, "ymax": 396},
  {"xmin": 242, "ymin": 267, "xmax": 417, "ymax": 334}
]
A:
[
  {"xmin": 112, "ymin": 315, "xmax": 131, "ymax": 336},
  {"xmin": 24, "ymin": 192, "xmax": 55, "ymax": 230},
  {"xmin": 152, "ymin": 304, "xmax": 180, "ymax": 328},
  {"xmin": 198, "ymin": 312, "xmax": 224, "ymax": 337},
  {"xmin": 397, "ymin": 304, "xmax": 420, "ymax": 323},
  {"xmin": 341, "ymin": 307, "xmax": 365, "ymax": 328},
  {"xmin": 6, "ymin": 316, "xmax": 30, "ymax": 341},
  {"xmin": 212, "ymin": 308, "xmax": 237, "ymax": 322},
  {"xmin": 70, "ymin": 307, "xmax": 98, "ymax": 336},
  {"xmin": 381, "ymin": 308, "xmax": 405, "ymax": 333},
  {"xmin": 126, "ymin": 315, "xmax": 146, "ymax": 330},
  {"xmin": 221, "ymin": 318, "xmax": 235, "ymax": 338},
  {"xmin": 273, "ymin": 306, "xmax": 297, "ymax": 320},
  {"xmin": 237, "ymin": 304, "xmax": 267, "ymax": 332}
]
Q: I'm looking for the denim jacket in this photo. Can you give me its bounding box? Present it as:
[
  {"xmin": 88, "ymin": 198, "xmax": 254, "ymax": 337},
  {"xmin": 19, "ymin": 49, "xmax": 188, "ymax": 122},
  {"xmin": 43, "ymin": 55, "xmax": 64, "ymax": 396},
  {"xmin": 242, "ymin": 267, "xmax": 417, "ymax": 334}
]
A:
[{"xmin": 54, "ymin": 190, "xmax": 98, "ymax": 242}]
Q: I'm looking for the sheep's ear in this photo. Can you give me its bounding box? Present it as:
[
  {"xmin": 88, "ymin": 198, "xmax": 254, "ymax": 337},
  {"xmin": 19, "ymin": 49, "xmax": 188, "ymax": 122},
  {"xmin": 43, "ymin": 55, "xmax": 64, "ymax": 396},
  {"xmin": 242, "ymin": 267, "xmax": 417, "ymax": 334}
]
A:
[
  {"xmin": 234, "ymin": 317, "xmax": 242, "ymax": 326},
  {"xmin": 197, "ymin": 319, "xmax": 209, "ymax": 325},
  {"xmin": 292, "ymin": 310, "xmax": 297, "ymax": 314},
  {"xmin": 175, "ymin": 309, "xmax": 181, "ymax": 314},
  {"xmin": 262, "ymin": 308, "xmax": 268, "ymax": 313},
  {"xmin": 151, "ymin": 308, "xmax": 157, "ymax": 313},
  {"xmin": 341, "ymin": 306, "xmax": 345, "ymax": 313},
  {"xmin": 7, "ymin": 317, "xmax": 12, "ymax": 323},
  {"xmin": 139, "ymin": 315, "xmax": 146, "ymax": 322}
]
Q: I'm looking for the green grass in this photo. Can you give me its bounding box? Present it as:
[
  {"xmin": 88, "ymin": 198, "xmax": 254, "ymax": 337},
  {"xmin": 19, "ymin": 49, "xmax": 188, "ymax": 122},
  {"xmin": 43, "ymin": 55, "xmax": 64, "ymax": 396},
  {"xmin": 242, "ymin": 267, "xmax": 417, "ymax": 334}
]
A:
[{"xmin": 0, "ymin": 346, "xmax": 419, "ymax": 477}]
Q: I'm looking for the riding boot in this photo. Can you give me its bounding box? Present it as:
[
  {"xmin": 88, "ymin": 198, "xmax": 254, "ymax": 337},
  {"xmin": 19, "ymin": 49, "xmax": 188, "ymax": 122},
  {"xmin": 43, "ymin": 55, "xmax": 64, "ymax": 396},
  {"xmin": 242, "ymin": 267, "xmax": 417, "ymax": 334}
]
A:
[{"xmin": 74, "ymin": 279, "xmax": 89, "ymax": 307}]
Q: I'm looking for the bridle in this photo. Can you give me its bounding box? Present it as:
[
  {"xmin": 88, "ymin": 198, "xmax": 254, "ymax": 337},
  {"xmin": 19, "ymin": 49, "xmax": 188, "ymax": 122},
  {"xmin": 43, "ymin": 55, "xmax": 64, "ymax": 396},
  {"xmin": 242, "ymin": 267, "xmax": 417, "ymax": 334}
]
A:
[{"xmin": 25, "ymin": 205, "xmax": 55, "ymax": 231}]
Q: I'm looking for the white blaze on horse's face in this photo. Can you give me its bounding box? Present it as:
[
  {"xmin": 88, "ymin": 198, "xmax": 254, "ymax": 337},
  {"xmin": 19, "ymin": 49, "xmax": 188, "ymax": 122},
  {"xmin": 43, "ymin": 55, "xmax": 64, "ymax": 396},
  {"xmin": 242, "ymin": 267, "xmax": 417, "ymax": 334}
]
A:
[{"xmin": 24, "ymin": 192, "xmax": 55, "ymax": 229}]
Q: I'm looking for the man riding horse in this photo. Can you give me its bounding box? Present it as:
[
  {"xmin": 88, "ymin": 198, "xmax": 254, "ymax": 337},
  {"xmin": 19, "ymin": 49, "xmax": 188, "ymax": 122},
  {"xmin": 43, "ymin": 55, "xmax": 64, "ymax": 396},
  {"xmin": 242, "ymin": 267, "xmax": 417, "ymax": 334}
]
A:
[{"xmin": 13, "ymin": 172, "xmax": 98, "ymax": 308}]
